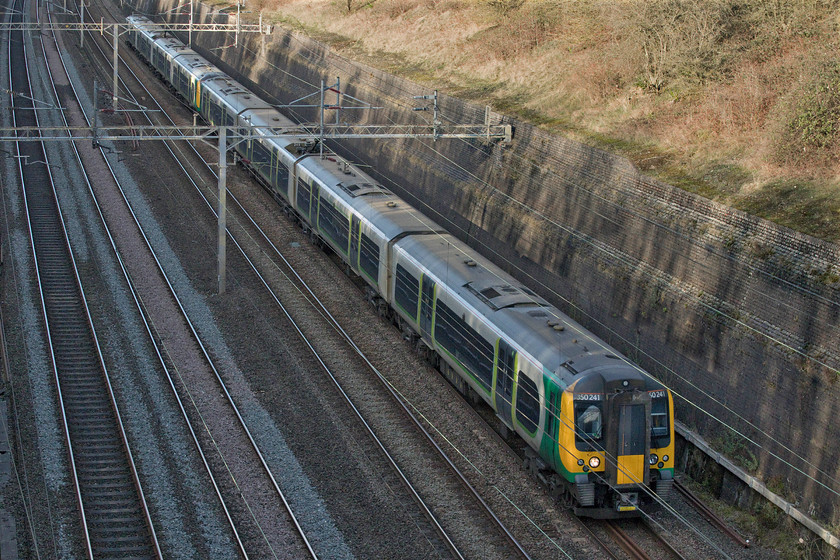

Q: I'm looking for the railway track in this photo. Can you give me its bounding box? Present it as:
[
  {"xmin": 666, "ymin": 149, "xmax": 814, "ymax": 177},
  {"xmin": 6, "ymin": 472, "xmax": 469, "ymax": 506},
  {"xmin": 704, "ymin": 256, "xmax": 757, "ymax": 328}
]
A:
[
  {"xmin": 674, "ymin": 479, "xmax": 751, "ymax": 549},
  {"xmin": 39, "ymin": 5, "xmax": 320, "ymax": 557},
  {"xmin": 68, "ymin": 2, "xmax": 540, "ymax": 556},
  {"xmin": 600, "ymin": 519, "xmax": 686, "ymax": 560},
  {"xmin": 6, "ymin": 0, "xmax": 161, "ymax": 557},
  {"xmin": 0, "ymin": 0, "xmax": 784, "ymax": 557},
  {"xmin": 17, "ymin": 1, "xmax": 520, "ymax": 557},
  {"xmin": 31, "ymin": 2, "xmax": 756, "ymax": 557}
]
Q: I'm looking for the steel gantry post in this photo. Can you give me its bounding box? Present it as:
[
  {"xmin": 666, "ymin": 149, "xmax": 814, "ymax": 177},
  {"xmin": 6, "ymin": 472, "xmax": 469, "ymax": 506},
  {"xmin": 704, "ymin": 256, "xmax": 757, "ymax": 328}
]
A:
[
  {"xmin": 79, "ymin": 1, "xmax": 85, "ymax": 48},
  {"xmin": 189, "ymin": 0, "xmax": 193, "ymax": 47},
  {"xmin": 217, "ymin": 126, "xmax": 227, "ymax": 294},
  {"xmin": 112, "ymin": 22, "xmax": 119, "ymax": 112}
]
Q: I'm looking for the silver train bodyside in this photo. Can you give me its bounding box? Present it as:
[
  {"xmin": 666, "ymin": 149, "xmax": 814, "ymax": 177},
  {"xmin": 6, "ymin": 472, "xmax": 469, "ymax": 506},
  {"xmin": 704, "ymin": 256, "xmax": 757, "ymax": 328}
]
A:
[{"xmin": 125, "ymin": 15, "xmax": 676, "ymax": 517}]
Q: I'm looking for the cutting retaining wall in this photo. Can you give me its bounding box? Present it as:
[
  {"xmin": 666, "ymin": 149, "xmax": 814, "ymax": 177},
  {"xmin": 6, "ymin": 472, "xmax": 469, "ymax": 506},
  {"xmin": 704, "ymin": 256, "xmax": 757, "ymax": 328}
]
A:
[{"xmin": 139, "ymin": 0, "xmax": 840, "ymax": 534}]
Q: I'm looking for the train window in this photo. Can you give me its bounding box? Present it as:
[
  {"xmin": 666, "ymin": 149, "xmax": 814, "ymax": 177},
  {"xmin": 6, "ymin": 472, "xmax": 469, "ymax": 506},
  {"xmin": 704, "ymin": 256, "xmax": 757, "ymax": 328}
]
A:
[
  {"xmin": 208, "ymin": 100, "xmax": 222, "ymax": 126},
  {"xmin": 435, "ymin": 300, "xmax": 493, "ymax": 393},
  {"xmin": 274, "ymin": 161, "xmax": 289, "ymax": 194},
  {"xmin": 496, "ymin": 342, "xmax": 515, "ymax": 410},
  {"xmin": 395, "ymin": 264, "xmax": 419, "ymax": 320},
  {"xmin": 297, "ymin": 178, "xmax": 311, "ymax": 218},
  {"xmin": 359, "ymin": 232, "xmax": 379, "ymax": 284},
  {"xmin": 651, "ymin": 396, "xmax": 670, "ymax": 449},
  {"xmin": 420, "ymin": 277, "xmax": 435, "ymax": 338},
  {"xmin": 574, "ymin": 402, "xmax": 603, "ymax": 449},
  {"xmin": 515, "ymin": 374, "xmax": 540, "ymax": 434},
  {"xmin": 618, "ymin": 404, "xmax": 646, "ymax": 456},
  {"xmin": 252, "ymin": 140, "xmax": 271, "ymax": 181},
  {"xmin": 174, "ymin": 69, "xmax": 187, "ymax": 97},
  {"xmin": 201, "ymin": 90, "xmax": 211, "ymax": 118},
  {"xmin": 318, "ymin": 194, "xmax": 349, "ymax": 255}
]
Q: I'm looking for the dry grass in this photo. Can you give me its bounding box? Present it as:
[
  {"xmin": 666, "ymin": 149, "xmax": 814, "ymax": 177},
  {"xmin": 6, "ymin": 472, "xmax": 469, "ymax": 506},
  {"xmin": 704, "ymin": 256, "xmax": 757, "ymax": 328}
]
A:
[{"xmin": 244, "ymin": 0, "xmax": 840, "ymax": 242}]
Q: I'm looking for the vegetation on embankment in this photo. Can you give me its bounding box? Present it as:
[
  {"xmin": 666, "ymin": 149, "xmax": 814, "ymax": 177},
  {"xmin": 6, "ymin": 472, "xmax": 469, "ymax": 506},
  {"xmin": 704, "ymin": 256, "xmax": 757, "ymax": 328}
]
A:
[{"xmin": 248, "ymin": 0, "xmax": 840, "ymax": 242}]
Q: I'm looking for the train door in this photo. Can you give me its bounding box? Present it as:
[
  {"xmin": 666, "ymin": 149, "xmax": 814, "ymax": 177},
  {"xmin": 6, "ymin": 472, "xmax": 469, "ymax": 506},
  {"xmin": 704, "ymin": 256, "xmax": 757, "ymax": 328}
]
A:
[
  {"xmin": 605, "ymin": 391, "xmax": 651, "ymax": 489},
  {"xmin": 495, "ymin": 339, "xmax": 516, "ymax": 427},
  {"xmin": 350, "ymin": 215, "xmax": 361, "ymax": 271},
  {"xmin": 272, "ymin": 151, "xmax": 289, "ymax": 200},
  {"xmin": 419, "ymin": 276, "xmax": 435, "ymax": 340},
  {"xmin": 547, "ymin": 389, "xmax": 563, "ymax": 472},
  {"xmin": 312, "ymin": 184, "xmax": 320, "ymax": 227}
]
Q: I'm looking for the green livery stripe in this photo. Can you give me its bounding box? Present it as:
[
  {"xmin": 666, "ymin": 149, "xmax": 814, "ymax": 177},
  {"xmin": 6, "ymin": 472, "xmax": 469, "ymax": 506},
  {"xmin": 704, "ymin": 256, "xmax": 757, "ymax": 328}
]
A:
[{"xmin": 435, "ymin": 344, "xmax": 492, "ymax": 397}]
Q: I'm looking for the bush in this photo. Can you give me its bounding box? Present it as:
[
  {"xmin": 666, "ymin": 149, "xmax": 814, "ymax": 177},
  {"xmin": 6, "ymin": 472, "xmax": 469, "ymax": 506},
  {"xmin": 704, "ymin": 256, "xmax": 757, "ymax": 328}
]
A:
[
  {"xmin": 774, "ymin": 59, "xmax": 840, "ymax": 166},
  {"xmin": 476, "ymin": 1, "xmax": 563, "ymax": 60},
  {"xmin": 485, "ymin": 0, "xmax": 525, "ymax": 17},
  {"xmin": 626, "ymin": 0, "xmax": 741, "ymax": 92}
]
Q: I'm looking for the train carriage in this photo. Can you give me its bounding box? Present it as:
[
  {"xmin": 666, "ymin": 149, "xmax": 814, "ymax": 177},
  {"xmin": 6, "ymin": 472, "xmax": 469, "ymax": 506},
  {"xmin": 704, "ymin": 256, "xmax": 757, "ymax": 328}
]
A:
[
  {"xmin": 294, "ymin": 155, "xmax": 444, "ymax": 295},
  {"xmin": 390, "ymin": 232, "xmax": 675, "ymax": 515},
  {"xmin": 125, "ymin": 13, "xmax": 676, "ymax": 518}
]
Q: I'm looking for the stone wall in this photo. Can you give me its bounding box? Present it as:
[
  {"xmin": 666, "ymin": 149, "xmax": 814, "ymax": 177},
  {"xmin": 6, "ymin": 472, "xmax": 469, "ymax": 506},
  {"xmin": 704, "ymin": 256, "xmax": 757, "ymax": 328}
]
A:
[{"xmin": 141, "ymin": 0, "xmax": 840, "ymax": 528}]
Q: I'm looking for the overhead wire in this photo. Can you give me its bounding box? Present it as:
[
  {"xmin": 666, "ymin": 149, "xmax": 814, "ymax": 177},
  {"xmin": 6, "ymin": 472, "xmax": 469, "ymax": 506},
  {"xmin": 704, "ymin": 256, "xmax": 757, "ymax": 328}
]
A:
[
  {"xmin": 271, "ymin": 30, "xmax": 840, "ymax": 337},
  {"xmin": 236, "ymin": 31, "xmax": 840, "ymax": 496},
  {"xmin": 184, "ymin": 24, "xmax": 808, "ymax": 556},
  {"xmin": 199, "ymin": 24, "xmax": 840, "ymax": 509},
  {"xmin": 176, "ymin": 13, "xmax": 832, "ymax": 532}
]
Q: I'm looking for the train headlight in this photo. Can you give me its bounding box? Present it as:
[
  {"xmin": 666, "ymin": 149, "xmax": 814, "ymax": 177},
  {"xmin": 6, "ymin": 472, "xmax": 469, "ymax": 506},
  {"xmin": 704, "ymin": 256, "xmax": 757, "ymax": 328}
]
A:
[
  {"xmin": 648, "ymin": 453, "xmax": 658, "ymax": 466},
  {"xmin": 662, "ymin": 455, "xmax": 669, "ymax": 462},
  {"xmin": 588, "ymin": 456, "xmax": 601, "ymax": 469},
  {"xmin": 577, "ymin": 459, "xmax": 585, "ymax": 466}
]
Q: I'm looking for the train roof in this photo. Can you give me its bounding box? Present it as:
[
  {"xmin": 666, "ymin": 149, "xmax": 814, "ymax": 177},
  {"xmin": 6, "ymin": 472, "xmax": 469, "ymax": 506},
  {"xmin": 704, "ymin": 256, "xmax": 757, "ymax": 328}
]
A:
[
  {"xmin": 246, "ymin": 107, "xmax": 299, "ymax": 131},
  {"xmin": 126, "ymin": 14, "xmax": 662, "ymax": 395},
  {"xmin": 297, "ymin": 154, "xmax": 444, "ymax": 238},
  {"xmin": 395, "ymin": 233, "xmax": 651, "ymax": 385}
]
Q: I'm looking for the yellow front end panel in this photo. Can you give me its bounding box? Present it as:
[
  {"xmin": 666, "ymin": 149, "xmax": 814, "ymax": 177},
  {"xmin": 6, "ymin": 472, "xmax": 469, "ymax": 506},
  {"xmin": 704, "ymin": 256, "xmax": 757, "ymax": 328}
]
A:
[{"xmin": 616, "ymin": 455, "xmax": 644, "ymax": 486}]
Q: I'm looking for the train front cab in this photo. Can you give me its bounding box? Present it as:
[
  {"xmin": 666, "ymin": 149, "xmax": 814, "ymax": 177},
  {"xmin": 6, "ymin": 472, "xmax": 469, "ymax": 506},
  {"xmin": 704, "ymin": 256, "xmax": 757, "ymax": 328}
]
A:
[{"xmin": 554, "ymin": 371, "xmax": 675, "ymax": 518}]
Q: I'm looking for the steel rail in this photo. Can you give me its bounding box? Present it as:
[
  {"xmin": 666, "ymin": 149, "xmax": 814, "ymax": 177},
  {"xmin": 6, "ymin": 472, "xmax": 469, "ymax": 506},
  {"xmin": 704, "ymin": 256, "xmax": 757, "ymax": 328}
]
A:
[
  {"xmin": 5, "ymin": 7, "xmax": 93, "ymax": 557},
  {"xmin": 641, "ymin": 519, "xmax": 689, "ymax": 560},
  {"xmin": 69, "ymin": 8, "xmax": 317, "ymax": 556},
  {"xmin": 604, "ymin": 519, "xmax": 688, "ymax": 560},
  {"xmin": 7, "ymin": 0, "xmax": 160, "ymax": 557},
  {"xmin": 674, "ymin": 479, "xmax": 751, "ymax": 548},
  {"xmin": 576, "ymin": 519, "xmax": 621, "ymax": 559},
  {"xmin": 604, "ymin": 521, "xmax": 651, "ymax": 560}
]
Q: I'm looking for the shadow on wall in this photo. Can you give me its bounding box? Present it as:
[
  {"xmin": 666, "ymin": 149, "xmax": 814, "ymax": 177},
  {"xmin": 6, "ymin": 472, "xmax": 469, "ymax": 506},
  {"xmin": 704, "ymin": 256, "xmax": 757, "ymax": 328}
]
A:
[{"xmin": 146, "ymin": 0, "xmax": 840, "ymax": 529}]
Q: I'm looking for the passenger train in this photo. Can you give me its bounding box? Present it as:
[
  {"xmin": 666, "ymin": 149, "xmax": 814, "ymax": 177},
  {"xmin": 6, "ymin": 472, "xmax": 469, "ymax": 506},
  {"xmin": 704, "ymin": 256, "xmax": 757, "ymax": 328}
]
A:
[{"xmin": 125, "ymin": 15, "xmax": 675, "ymax": 518}]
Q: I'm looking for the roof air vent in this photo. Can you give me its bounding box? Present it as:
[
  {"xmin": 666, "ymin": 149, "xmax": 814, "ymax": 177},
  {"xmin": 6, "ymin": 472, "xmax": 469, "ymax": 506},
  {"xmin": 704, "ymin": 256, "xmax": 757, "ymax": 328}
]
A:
[
  {"xmin": 465, "ymin": 260, "xmax": 477, "ymax": 267},
  {"xmin": 386, "ymin": 201, "xmax": 397, "ymax": 208}
]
